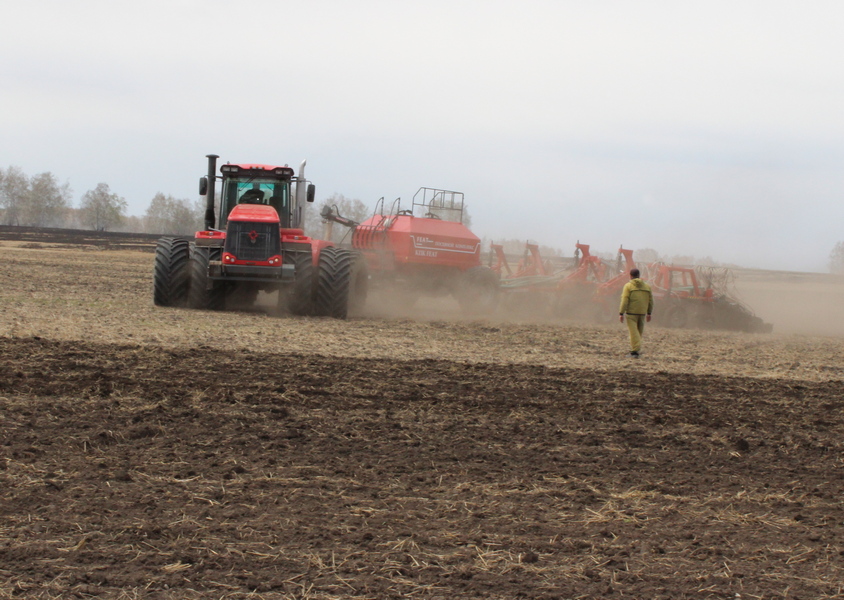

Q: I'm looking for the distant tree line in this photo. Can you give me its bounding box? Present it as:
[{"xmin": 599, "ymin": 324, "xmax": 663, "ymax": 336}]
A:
[
  {"xmin": 0, "ymin": 165, "xmax": 375, "ymax": 238},
  {"xmin": 0, "ymin": 166, "xmax": 483, "ymax": 241},
  {"xmin": 0, "ymin": 165, "xmax": 207, "ymax": 235},
  {"xmin": 0, "ymin": 166, "xmax": 72, "ymax": 228}
]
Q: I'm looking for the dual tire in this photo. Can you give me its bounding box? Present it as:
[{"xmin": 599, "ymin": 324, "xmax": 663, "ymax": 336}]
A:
[
  {"xmin": 153, "ymin": 237, "xmax": 191, "ymax": 307},
  {"xmin": 154, "ymin": 238, "xmax": 224, "ymax": 310},
  {"xmin": 284, "ymin": 247, "xmax": 364, "ymax": 319},
  {"xmin": 286, "ymin": 252, "xmax": 315, "ymax": 316},
  {"xmin": 153, "ymin": 239, "xmax": 362, "ymax": 319},
  {"xmin": 313, "ymin": 246, "xmax": 367, "ymax": 319},
  {"xmin": 186, "ymin": 246, "xmax": 226, "ymax": 310}
]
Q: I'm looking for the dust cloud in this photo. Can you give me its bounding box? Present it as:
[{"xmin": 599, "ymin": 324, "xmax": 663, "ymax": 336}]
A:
[
  {"xmin": 254, "ymin": 265, "xmax": 842, "ymax": 337},
  {"xmin": 352, "ymin": 269, "xmax": 844, "ymax": 338},
  {"xmin": 733, "ymin": 270, "xmax": 844, "ymax": 337},
  {"xmin": 355, "ymin": 288, "xmax": 468, "ymax": 322}
]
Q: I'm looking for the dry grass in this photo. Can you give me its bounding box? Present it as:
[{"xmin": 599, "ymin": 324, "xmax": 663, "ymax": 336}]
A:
[{"xmin": 1, "ymin": 243, "xmax": 843, "ymax": 383}]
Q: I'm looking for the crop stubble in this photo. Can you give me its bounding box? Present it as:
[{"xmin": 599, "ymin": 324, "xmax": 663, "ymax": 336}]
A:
[{"xmin": 1, "ymin": 231, "xmax": 843, "ymax": 599}]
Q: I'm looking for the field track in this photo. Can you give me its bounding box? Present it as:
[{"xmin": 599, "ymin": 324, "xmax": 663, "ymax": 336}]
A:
[{"xmin": 1, "ymin": 229, "xmax": 843, "ymax": 599}]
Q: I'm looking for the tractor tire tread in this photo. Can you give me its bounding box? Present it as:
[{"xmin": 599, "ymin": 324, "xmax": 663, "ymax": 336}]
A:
[
  {"xmin": 153, "ymin": 237, "xmax": 191, "ymax": 307},
  {"xmin": 314, "ymin": 246, "xmax": 352, "ymax": 319},
  {"xmin": 288, "ymin": 252, "xmax": 315, "ymax": 316},
  {"xmin": 187, "ymin": 246, "xmax": 226, "ymax": 310}
]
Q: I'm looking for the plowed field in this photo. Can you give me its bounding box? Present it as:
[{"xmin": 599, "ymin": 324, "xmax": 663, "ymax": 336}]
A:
[{"xmin": 1, "ymin": 229, "xmax": 843, "ymax": 599}]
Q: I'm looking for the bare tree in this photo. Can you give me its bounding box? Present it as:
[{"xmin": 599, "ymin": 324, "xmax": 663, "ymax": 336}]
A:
[
  {"xmin": 21, "ymin": 172, "xmax": 72, "ymax": 227},
  {"xmin": 317, "ymin": 194, "xmax": 371, "ymax": 243},
  {"xmin": 301, "ymin": 201, "xmax": 317, "ymax": 237},
  {"xmin": 320, "ymin": 194, "xmax": 370, "ymax": 223},
  {"xmin": 79, "ymin": 183, "xmax": 128, "ymax": 231},
  {"xmin": 144, "ymin": 193, "xmax": 202, "ymax": 235},
  {"xmin": 0, "ymin": 166, "xmax": 31, "ymax": 226},
  {"xmin": 829, "ymin": 241, "xmax": 844, "ymax": 274},
  {"xmin": 461, "ymin": 205, "xmax": 473, "ymax": 229},
  {"xmin": 192, "ymin": 197, "xmax": 207, "ymax": 228},
  {"xmin": 421, "ymin": 190, "xmax": 473, "ymax": 227},
  {"xmin": 119, "ymin": 215, "xmax": 146, "ymax": 233}
]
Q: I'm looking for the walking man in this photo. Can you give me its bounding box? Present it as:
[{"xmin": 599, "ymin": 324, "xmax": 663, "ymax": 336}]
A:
[{"xmin": 619, "ymin": 268, "xmax": 653, "ymax": 357}]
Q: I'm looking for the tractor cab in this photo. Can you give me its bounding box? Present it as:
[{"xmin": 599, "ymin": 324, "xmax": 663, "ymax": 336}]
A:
[
  {"xmin": 193, "ymin": 155, "xmax": 319, "ymax": 280},
  {"xmin": 218, "ymin": 164, "xmax": 294, "ymax": 229},
  {"xmin": 199, "ymin": 156, "xmax": 315, "ymax": 232}
]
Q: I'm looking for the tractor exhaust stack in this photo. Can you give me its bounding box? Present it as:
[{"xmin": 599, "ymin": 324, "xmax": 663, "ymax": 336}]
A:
[
  {"xmin": 204, "ymin": 154, "xmax": 219, "ymax": 230},
  {"xmin": 295, "ymin": 160, "xmax": 307, "ymax": 207}
]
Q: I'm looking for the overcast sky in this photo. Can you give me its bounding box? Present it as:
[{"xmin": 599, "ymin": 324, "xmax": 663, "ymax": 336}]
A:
[{"xmin": 2, "ymin": 0, "xmax": 843, "ymax": 271}]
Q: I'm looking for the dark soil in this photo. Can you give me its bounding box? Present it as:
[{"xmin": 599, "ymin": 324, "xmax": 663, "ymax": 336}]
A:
[
  {"xmin": 0, "ymin": 225, "xmax": 160, "ymax": 252},
  {"xmin": 2, "ymin": 336, "xmax": 843, "ymax": 599}
]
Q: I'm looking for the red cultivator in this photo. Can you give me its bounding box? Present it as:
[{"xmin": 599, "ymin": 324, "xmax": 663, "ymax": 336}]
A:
[
  {"xmin": 648, "ymin": 264, "xmax": 773, "ymax": 333},
  {"xmin": 491, "ymin": 242, "xmax": 772, "ymax": 332},
  {"xmin": 491, "ymin": 242, "xmax": 626, "ymax": 322}
]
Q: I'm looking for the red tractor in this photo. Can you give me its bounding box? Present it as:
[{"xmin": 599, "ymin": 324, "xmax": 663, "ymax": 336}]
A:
[
  {"xmin": 153, "ymin": 154, "xmax": 366, "ymax": 318},
  {"xmin": 321, "ymin": 188, "xmax": 499, "ymax": 313}
]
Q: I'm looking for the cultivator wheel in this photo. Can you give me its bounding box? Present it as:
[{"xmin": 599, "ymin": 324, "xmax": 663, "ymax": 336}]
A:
[
  {"xmin": 313, "ymin": 246, "xmax": 353, "ymax": 319},
  {"xmin": 153, "ymin": 237, "xmax": 191, "ymax": 307},
  {"xmin": 187, "ymin": 246, "xmax": 226, "ymax": 310},
  {"xmin": 287, "ymin": 251, "xmax": 315, "ymax": 316},
  {"xmin": 456, "ymin": 266, "xmax": 500, "ymax": 315},
  {"xmin": 694, "ymin": 303, "xmax": 717, "ymax": 330},
  {"xmin": 713, "ymin": 300, "xmax": 773, "ymax": 333},
  {"xmin": 664, "ymin": 302, "xmax": 688, "ymax": 328}
]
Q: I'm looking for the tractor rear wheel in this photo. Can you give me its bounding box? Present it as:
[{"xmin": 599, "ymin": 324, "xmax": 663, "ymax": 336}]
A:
[
  {"xmin": 153, "ymin": 237, "xmax": 190, "ymax": 307},
  {"xmin": 187, "ymin": 246, "xmax": 226, "ymax": 310},
  {"xmin": 287, "ymin": 252, "xmax": 315, "ymax": 316},
  {"xmin": 313, "ymin": 246, "xmax": 353, "ymax": 319},
  {"xmin": 348, "ymin": 251, "xmax": 369, "ymax": 314},
  {"xmin": 456, "ymin": 266, "xmax": 500, "ymax": 315}
]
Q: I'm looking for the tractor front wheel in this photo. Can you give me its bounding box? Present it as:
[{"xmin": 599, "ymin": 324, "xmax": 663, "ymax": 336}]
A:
[
  {"xmin": 187, "ymin": 246, "xmax": 226, "ymax": 310},
  {"xmin": 153, "ymin": 237, "xmax": 190, "ymax": 307},
  {"xmin": 287, "ymin": 252, "xmax": 315, "ymax": 316}
]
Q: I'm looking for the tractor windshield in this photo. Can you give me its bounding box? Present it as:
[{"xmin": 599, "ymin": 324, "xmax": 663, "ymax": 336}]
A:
[{"xmin": 220, "ymin": 177, "xmax": 291, "ymax": 227}]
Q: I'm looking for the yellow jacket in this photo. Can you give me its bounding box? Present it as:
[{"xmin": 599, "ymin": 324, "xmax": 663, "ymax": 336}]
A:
[{"xmin": 619, "ymin": 279, "xmax": 654, "ymax": 315}]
